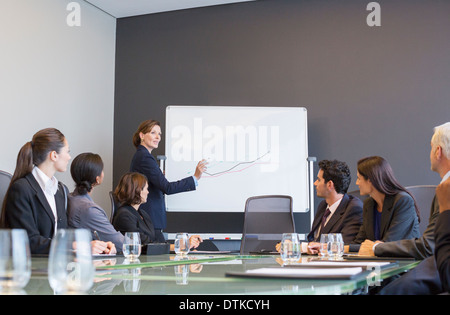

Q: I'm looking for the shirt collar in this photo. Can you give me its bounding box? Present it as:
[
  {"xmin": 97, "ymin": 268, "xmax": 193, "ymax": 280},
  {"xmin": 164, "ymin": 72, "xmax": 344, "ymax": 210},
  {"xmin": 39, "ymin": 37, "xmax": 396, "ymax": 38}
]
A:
[
  {"xmin": 32, "ymin": 166, "xmax": 59, "ymax": 195},
  {"xmin": 441, "ymin": 170, "xmax": 450, "ymax": 184},
  {"xmin": 327, "ymin": 196, "xmax": 343, "ymax": 215}
]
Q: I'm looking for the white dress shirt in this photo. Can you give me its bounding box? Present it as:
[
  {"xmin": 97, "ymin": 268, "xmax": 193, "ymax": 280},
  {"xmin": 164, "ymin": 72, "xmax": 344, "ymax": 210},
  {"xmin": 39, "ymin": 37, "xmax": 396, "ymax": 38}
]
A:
[
  {"xmin": 302, "ymin": 197, "xmax": 343, "ymax": 252},
  {"xmin": 32, "ymin": 166, "xmax": 59, "ymax": 234},
  {"xmin": 441, "ymin": 170, "xmax": 450, "ymax": 184}
]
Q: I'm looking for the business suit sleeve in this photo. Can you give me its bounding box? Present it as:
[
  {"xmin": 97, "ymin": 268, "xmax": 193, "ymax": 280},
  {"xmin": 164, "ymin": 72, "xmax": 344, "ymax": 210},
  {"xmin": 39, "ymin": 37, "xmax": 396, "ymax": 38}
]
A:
[
  {"xmin": 434, "ymin": 210, "xmax": 450, "ymax": 293},
  {"xmin": 352, "ymin": 204, "xmax": 370, "ymax": 245},
  {"xmin": 113, "ymin": 209, "xmax": 154, "ymax": 245},
  {"xmin": 4, "ymin": 180, "xmax": 52, "ymax": 254},
  {"xmin": 135, "ymin": 150, "xmax": 195, "ymax": 195},
  {"xmin": 381, "ymin": 194, "xmax": 418, "ymax": 243},
  {"xmin": 84, "ymin": 206, "xmax": 124, "ymax": 249},
  {"xmin": 340, "ymin": 198, "xmax": 363, "ymax": 244},
  {"xmin": 375, "ymin": 196, "xmax": 439, "ymax": 259}
]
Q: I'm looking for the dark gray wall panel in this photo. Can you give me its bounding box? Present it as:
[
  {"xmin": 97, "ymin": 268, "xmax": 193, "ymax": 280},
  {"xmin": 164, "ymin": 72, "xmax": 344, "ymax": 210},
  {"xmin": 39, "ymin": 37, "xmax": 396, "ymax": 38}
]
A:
[{"xmin": 114, "ymin": 0, "xmax": 450, "ymax": 233}]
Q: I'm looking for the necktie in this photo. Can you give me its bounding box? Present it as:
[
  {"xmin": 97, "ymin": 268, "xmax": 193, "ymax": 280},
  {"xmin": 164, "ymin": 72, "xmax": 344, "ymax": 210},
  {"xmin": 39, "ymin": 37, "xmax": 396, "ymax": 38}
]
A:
[{"xmin": 320, "ymin": 208, "xmax": 331, "ymax": 231}]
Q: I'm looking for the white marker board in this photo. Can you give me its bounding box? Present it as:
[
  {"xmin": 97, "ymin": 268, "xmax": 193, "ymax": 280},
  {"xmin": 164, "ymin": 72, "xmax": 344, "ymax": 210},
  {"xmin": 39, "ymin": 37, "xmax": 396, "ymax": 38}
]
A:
[{"xmin": 165, "ymin": 106, "xmax": 309, "ymax": 213}]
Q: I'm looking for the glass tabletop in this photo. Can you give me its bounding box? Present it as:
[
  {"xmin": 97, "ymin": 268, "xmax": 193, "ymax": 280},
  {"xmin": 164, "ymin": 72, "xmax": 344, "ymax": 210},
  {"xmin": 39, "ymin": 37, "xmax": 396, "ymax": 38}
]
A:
[{"xmin": 20, "ymin": 254, "xmax": 419, "ymax": 295}]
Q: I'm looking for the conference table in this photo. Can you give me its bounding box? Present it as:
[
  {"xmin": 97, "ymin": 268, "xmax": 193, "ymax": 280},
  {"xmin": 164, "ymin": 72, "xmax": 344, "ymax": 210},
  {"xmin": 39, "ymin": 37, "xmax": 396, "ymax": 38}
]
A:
[{"xmin": 17, "ymin": 252, "xmax": 420, "ymax": 296}]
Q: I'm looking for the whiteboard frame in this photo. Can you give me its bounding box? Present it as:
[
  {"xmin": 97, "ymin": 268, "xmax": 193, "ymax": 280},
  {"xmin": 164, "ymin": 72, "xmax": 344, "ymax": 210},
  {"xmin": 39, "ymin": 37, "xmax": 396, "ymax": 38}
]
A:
[{"xmin": 164, "ymin": 105, "xmax": 312, "ymax": 217}]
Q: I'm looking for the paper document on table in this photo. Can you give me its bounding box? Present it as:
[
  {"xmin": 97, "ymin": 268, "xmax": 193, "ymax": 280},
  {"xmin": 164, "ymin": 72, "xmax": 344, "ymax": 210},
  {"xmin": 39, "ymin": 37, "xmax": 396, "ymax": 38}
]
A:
[
  {"xmin": 297, "ymin": 261, "xmax": 392, "ymax": 270},
  {"xmin": 226, "ymin": 267, "xmax": 364, "ymax": 279}
]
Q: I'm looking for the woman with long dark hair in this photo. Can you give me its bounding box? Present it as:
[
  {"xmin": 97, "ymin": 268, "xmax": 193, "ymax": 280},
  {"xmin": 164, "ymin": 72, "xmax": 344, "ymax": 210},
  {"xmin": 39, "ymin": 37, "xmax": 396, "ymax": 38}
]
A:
[{"xmin": 349, "ymin": 156, "xmax": 420, "ymax": 252}]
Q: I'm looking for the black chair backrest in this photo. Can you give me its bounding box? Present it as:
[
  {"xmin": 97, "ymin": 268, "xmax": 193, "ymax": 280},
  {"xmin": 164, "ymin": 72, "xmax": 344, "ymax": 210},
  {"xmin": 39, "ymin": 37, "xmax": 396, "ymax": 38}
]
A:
[
  {"xmin": 109, "ymin": 191, "xmax": 120, "ymax": 223},
  {"xmin": 347, "ymin": 189, "xmax": 368, "ymax": 203},
  {"xmin": 406, "ymin": 185, "xmax": 437, "ymax": 236},
  {"xmin": 240, "ymin": 195, "xmax": 294, "ymax": 255},
  {"xmin": 0, "ymin": 170, "xmax": 12, "ymax": 218}
]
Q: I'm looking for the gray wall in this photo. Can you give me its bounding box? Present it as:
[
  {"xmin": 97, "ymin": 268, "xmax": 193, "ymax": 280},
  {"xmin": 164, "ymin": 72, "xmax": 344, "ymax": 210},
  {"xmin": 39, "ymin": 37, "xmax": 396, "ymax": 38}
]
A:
[
  {"xmin": 114, "ymin": 0, "xmax": 450, "ymax": 232},
  {"xmin": 0, "ymin": 0, "xmax": 116, "ymax": 212}
]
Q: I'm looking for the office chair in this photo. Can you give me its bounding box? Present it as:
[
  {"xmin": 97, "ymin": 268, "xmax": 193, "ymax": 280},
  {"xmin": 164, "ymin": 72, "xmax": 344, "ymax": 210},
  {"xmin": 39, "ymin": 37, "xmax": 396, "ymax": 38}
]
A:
[
  {"xmin": 109, "ymin": 191, "xmax": 120, "ymax": 223},
  {"xmin": 406, "ymin": 185, "xmax": 437, "ymax": 236},
  {"xmin": 0, "ymin": 170, "xmax": 12, "ymax": 218},
  {"xmin": 347, "ymin": 189, "xmax": 368, "ymax": 203},
  {"xmin": 239, "ymin": 195, "xmax": 295, "ymax": 255}
]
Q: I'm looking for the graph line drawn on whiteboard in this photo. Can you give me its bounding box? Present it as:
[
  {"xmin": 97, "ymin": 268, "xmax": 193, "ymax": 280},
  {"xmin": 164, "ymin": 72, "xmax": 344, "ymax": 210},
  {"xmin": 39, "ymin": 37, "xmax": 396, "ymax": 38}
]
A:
[{"xmin": 188, "ymin": 151, "xmax": 275, "ymax": 178}]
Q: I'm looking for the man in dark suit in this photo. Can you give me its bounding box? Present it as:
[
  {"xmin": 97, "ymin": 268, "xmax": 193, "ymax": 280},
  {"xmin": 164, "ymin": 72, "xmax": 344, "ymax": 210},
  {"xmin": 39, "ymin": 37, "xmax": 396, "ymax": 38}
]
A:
[
  {"xmin": 377, "ymin": 122, "xmax": 450, "ymax": 294},
  {"xmin": 359, "ymin": 122, "xmax": 450, "ymax": 260},
  {"xmin": 435, "ymin": 178, "xmax": 450, "ymax": 293},
  {"xmin": 305, "ymin": 160, "xmax": 363, "ymax": 254}
]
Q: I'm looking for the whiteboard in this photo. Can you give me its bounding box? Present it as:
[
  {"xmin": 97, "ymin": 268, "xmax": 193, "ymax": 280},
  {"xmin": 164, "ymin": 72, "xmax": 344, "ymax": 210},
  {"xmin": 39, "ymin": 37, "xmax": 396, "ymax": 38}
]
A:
[{"xmin": 165, "ymin": 106, "xmax": 309, "ymax": 213}]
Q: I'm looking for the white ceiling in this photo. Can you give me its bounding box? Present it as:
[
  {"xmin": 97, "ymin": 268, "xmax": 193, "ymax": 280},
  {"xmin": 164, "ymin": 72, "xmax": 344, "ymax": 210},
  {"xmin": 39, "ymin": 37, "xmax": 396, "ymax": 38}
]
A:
[{"xmin": 84, "ymin": 0, "xmax": 255, "ymax": 18}]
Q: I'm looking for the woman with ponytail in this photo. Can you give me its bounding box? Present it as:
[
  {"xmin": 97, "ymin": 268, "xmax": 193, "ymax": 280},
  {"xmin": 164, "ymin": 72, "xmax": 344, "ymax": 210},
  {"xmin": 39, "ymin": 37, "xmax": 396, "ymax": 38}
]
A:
[
  {"xmin": 1, "ymin": 129, "xmax": 116, "ymax": 255},
  {"xmin": 1, "ymin": 128, "xmax": 71, "ymax": 254},
  {"xmin": 67, "ymin": 153, "xmax": 121, "ymax": 252}
]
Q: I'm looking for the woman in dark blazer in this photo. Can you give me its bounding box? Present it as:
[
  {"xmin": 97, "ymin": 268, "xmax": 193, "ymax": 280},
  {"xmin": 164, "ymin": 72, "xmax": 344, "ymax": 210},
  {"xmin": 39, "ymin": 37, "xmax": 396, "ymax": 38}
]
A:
[
  {"xmin": 129, "ymin": 120, "xmax": 207, "ymax": 238},
  {"xmin": 1, "ymin": 128, "xmax": 115, "ymax": 255},
  {"xmin": 112, "ymin": 172, "xmax": 202, "ymax": 250},
  {"xmin": 349, "ymin": 156, "xmax": 421, "ymax": 253},
  {"xmin": 1, "ymin": 128, "xmax": 71, "ymax": 254}
]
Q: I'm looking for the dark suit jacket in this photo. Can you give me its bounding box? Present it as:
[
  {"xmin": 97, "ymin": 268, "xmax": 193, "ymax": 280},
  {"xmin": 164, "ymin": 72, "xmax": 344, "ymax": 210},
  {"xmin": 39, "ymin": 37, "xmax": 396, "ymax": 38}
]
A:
[
  {"xmin": 130, "ymin": 145, "xmax": 196, "ymax": 229},
  {"xmin": 307, "ymin": 194, "xmax": 363, "ymax": 244},
  {"xmin": 378, "ymin": 206, "xmax": 449, "ymax": 295},
  {"xmin": 113, "ymin": 204, "xmax": 165, "ymax": 244},
  {"xmin": 375, "ymin": 194, "xmax": 439, "ymax": 259},
  {"xmin": 350, "ymin": 191, "xmax": 420, "ymax": 252},
  {"xmin": 4, "ymin": 173, "xmax": 68, "ymax": 255},
  {"xmin": 435, "ymin": 209, "xmax": 450, "ymax": 293}
]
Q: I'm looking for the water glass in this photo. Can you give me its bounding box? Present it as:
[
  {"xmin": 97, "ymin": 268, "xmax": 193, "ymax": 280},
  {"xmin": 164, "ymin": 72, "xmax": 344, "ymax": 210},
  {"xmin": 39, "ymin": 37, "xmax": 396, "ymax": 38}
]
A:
[
  {"xmin": 0, "ymin": 229, "xmax": 31, "ymax": 292},
  {"xmin": 328, "ymin": 233, "xmax": 344, "ymax": 260},
  {"xmin": 280, "ymin": 233, "xmax": 301, "ymax": 264},
  {"xmin": 48, "ymin": 229, "xmax": 95, "ymax": 294},
  {"xmin": 174, "ymin": 233, "xmax": 190, "ymax": 256},
  {"xmin": 123, "ymin": 232, "xmax": 142, "ymax": 261},
  {"xmin": 319, "ymin": 234, "xmax": 330, "ymax": 258}
]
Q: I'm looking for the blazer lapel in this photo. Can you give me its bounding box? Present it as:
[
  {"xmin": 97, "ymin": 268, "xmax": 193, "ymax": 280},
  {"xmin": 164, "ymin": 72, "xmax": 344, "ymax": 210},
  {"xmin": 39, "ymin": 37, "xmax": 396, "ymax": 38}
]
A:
[
  {"xmin": 55, "ymin": 184, "xmax": 67, "ymax": 222},
  {"xmin": 364, "ymin": 197, "xmax": 376, "ymax": 240},
  {"xmin": 322, "ymin": 194, "xmax": 349, "ymax": 233},
  {"xmin": 380, "ymin": 194, "xmax": 395, "ymax": 238},
  {"xmin": 312, "ymin": 203, "xmax": 327, "ymax": 232},
  {"xmin": 25, "ymin": 173, "xmax": 56, "ymax": 224}
]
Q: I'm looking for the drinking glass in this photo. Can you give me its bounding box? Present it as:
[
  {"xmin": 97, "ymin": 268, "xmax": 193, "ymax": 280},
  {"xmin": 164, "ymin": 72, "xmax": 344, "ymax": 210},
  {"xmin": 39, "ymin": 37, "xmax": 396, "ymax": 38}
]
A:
[
  {"xmin": 174, "ymin": 233, "xmax": 190, "ymax": 256},
  {"xmin": 328, "ymin": 233, "xmax": 344, "ymax": 260},
  {"xmin": 280, "ymin": 233, "xmax": 301, "ymax": 264},
  {"xmin": 48, "ymin": 229, "xmax": 95, "ymax": 294},
  {"xmin": 123, "ymin": 232, "xmax": 142, "ymax": 261},
  {"xmin": 0, "ymin": 229, "xmax": 31, "ymax": 292},
  {"xmin": 319, "ymin": 234, "xmax": 330, "ymax": 258}
]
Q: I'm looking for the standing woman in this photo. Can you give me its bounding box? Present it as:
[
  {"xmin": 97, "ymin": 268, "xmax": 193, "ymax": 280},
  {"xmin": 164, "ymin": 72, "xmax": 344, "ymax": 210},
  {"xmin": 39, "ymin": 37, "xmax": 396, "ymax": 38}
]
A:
[
  {"xmin": 349, "ymin": 156, "xmax": 421, "ymax": 253},
  {"xmin": 130, "ymin": 120, "xmax": 207, "ymax": 242},
  {"xmin": 0, "ymin": 128, "xmax": 71, "ymax": 254}
]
